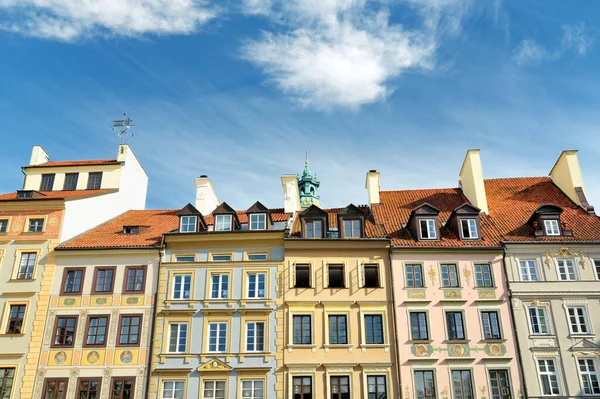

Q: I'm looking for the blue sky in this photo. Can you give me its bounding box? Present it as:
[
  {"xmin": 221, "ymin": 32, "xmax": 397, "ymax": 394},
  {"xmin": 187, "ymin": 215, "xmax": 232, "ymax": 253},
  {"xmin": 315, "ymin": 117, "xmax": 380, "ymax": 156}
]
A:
[{"xmin": 1, "ymin": 0, "xmax": 599, "ymax": 211}]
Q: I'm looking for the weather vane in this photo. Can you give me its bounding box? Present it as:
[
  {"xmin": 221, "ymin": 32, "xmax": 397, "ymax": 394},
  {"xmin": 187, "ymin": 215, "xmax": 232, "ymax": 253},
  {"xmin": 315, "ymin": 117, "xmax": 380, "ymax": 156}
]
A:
[{"xmin": 112, "ymin": 113, "xmax": 134, "ymax": 144}]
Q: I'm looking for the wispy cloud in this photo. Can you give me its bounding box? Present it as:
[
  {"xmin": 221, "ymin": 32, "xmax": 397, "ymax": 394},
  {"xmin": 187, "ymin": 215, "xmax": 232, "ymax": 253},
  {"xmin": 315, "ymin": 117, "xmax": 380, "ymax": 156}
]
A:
[
  {"xmin": 0, "ymin": 0, "xmax": 217, "ymax": 41},
  {"xmin": 512, "ymin": 39, "xmax": 553, "ymax": 66}
]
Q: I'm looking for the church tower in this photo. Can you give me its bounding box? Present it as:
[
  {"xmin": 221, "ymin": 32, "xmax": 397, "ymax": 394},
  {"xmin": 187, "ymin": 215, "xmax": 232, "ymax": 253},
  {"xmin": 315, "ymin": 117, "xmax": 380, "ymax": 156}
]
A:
[{"xmin": 298, "ymin": 153, "xmax": 321, "ymax": 208}]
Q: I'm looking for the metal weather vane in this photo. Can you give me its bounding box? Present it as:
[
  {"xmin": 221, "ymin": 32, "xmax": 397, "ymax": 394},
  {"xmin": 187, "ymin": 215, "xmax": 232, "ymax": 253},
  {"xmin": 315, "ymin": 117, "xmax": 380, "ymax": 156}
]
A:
[{"xmin": 112, "ymin": 113, "xmax": 134, "ymax": 144}]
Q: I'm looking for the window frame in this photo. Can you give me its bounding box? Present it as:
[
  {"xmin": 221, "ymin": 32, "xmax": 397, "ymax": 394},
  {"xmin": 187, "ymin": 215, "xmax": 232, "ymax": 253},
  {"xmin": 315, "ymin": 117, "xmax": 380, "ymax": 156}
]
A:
[
  {"xmin": 5, "ymin": 303, "xmax": 27, "ymax": 334},
  {"xmin": 474, "ymin": 263, "xmax": 494, "ymax": 287},
  {"xmin": 245, "ymin": 321, "xmax": 266, "ymax": 352},
  {"xmin": 51, "ymin": 315, "xmax": 78, "ymax": 348},
  {"xmin": 83, "ymin": 314, "xmax": 110, "ymax": 348},
  {"xmin": 174, "ymin": 254, "xmax": 195, "ymax": 262},
  {"xmin": 363, "ymin": 263, "xmax": 381, "ymax": 288},
  {"xmin": 445, "ymin": 311, "xmax": 466, "ymax": 341},
  {"xmin": 481, "ymin": 311, "xmax": 502, "ymax": 340},
  {"xmin": 211, "ymin": 253, "xmax": 232, "ymax": 262},
  {"xmin": 86, "ymin": 172, "xmax": 103, "ymax": 190},
  {"xmin": 451, "ymin": 369, "xmax": 474, "ymax": 399},
  {"xmin": 116, "ymin": 314, "xmax": 142, "ymax": 347},
  {"xmin": 528, "ymin": 305, "xmax": 551, "ymax": 335},
  {"xmin": 40, "ymin": 173, "xmax": 55, "ymax": 191},
  {"xmin": 328, "ymin": 314, "xmax": 348, "ymax": 345},
  {"xmin": 441, "ymin": 263, "xmax": 460, "ymax": 287},
  {"xmin": 168, "ymin": 322, "xmax": 188, "ymax": 353},
  {"xmin": 123, "ymin": 265, "xmax": 146, "ymax": 293},
  {"xmin": 544, "ymin": 219, "xmax": 561, "ymax": 236},
  {"xmin": 410, "ymin": 311, "xmax": 430, "ymax": 341},
  {"xmin": 460, "ymin": 218, "xmax": 479, "ymax": 240},
  {"xmin": 330, "ymin": 375, "xmax": 351, "ymax": 399},
  {"xmin": 246, "ymin": 272, "xmax": 267, "ymax": 299},
  {"xmin": 161, "ymin": 380, "xmax": 186, "ymax": 399},
  {"xmin": 16, "ymin": 251, "xmax": 37, "ymax": 280},
  {"xmin": 63, "ymin": 173, "xmax": 79, "ymax": 190},
  {"xmin": 209, "ymin": 273, "xmax": 230, "ymax": 299},
  {"xmin": 214, "ymin": 214, "xmax": 233, "ymax": 231},
  {"xmin": 292, "ymin": 314, "xmax": 312, "ymax": 345},
  {"xmin": 304, "ymin": 218, "xmax": 324, "ymax": 239},
  {"xmin": 27, "ymin": 218, "xmax": 45, "ymax": 233},
  {"xmin": 556, "ymin": 258, "xmax": 578, "ymax": 281},
  {"xmin": 366, "ymin": 375, "xmax": 387, "ymax": 399},
  {"xmin": 171, "ymin": 273, "xmax": 193, "ymax": 300},
  {"xmin": 180, "ymin": 215, "xmax": 197, "ymax": 233},
  {"xmin": 0, "ymin": 218, "xmax": 8, "ymax": 234},
  {"xmin": 577, "ymin": 357, "xmax": 600, "ymax": 396},
  {"xmin": 594, "ymin": 259, "xmax": 600, "ymax": 280},
  {"xmin": 342, "ymin": 218, "xmax": 362, "ymax": 238},
  {"xmin": 76, "ymin": 377, "xmax": 102, "ymax": 399},
  {"xmin": 519, "ymin": 259, "xmax": 539, "ymax": 281},
  {"xmin": 294, "ymin": 264, "xmax": 311, "ymax": 288},
  {"xmin": 247, "ymin": 253, "xmax": 268, "ymax": 261},
  {"xmin": 414, "ymin": 370, "xmax": 437, "ymax": 399},
  {"xmin": 203, "ymin": 380, "xmax": 227, "ymax": 399},
  {"xmin": 419, "ymin": 218, "xmax": 437, "ymax": 240},
  {"xmin": 406, "ymin": 264, "xmax": 424, "ymax": 288},
  {"xmin": 91, "ymin": 266, "xmax": 116, "ymax": 295},
  {"xmin": 364, "ymin": 314, "xmax": 385, "ymax": 345},
  {"xmin": 207, "ymin": 322, "xmax": 228, "ymax": 353},
  {"xmin": 42, "ymin": 378, "xmax": 69, "ymax": 399},
  {"xmin": 0, "ymin": 368, "xmax": 16, "ymax": 399},
  {"xmin": 110, "ymin": 377, "xmax": 136, "ymax": 399},
  {"xmin": 249, "ymin": 213, "xmax": 267, "ymax": 230},
  {"xmin": 292, "ymin": 376, "xmax": 312, "ymax": 399},
  {"xmin": 537, "ymin": 358, "xmax": 561, "ymax": 396},
  {"xmin": 327, "ymin": 264, "xmax": 346, "ymax": 289},
  {"xmin": 60, "ymin": 267, "xmax": 85, "ymax": 296},
  {"xmin": 241, "ymin": 379, "xmax": 265, "ymax": 399},
  {"xmin": 567, "ymin": 306, "xmax": 591, "ymax": 335}
]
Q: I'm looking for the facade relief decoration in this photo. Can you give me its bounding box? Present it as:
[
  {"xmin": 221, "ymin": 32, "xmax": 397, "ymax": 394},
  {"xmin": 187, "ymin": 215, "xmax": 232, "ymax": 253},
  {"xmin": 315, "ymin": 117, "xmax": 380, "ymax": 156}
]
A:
[
  {"xmin": 484, "ymin": 343, "xmax": 506, "ymax": 356},
  {"xmin": 411, "ymin": 344, "xmax": 433, "ymax": 357},
  {"xmin": 54, "ymin": 351, "xmax": 67, "ymax": 365},
  {"xmin": 462, "ymin": 266, "xmax": 472, "ymax": 286},
  {"xmin": 448, "ymin": 343, "xmax": 469, "ymax": 357},
  {"xmin": 101, "ymin": 368, "xmax": 112, "ymax": 399},
  {"xmin": 108, "ymin": 310, "xmax": 119, "ymax": 347},
  {"xmin": 43, "ymin": 310, "xmax": 56, "ymax": 347},
  {"xmin": 87, "ymin": 351, "xmax": 100, "ymax": 365},
  {"xmin": 407, "ymin": 289, "xmax": 426, "ymax": 298},
  {"xmin": 198, "ymin": 358, "xmax": 233, "ymax": 371},
  {"xmin": 33, "ymin": 368, "xmax": 46, "ymax": 399},
  {"xmin": 544, "ymin": 248, "xmax": 588, "ymax": 269},
  {"xmin": 428, "ymin": 266, "xmax": 436, "ymax": 286},
  {"xmin": 67, "ymin": 368, "xmax": 79, "ymax": 398}
]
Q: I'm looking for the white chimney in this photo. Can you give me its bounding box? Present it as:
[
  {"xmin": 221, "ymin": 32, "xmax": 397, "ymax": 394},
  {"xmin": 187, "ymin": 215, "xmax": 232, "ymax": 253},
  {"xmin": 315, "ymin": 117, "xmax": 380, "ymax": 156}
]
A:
[
  {"xmin": 281, "ymin": 175, "xmax": 300, "ymax": 214},
  {"xmin": 365, "ymin": 170, "xmax": 380, "ymax": 206},
  {"xmin": 195, "ymin": 176, "xmax": 219, "ymax": 215},
  {"xmin": 117, "ymin": 144, "xmax": 129, "ymax": 162},
  {"xmin": 30, "ymin": 145, "xmax": 49, "ymax": 166},
  {"xmin": 459, "ymin": 149, "xmax": 489, "ymax": 214},
  {"xmin": 550, "ymin": 150, "xmax": 591, "ymax": 209}
]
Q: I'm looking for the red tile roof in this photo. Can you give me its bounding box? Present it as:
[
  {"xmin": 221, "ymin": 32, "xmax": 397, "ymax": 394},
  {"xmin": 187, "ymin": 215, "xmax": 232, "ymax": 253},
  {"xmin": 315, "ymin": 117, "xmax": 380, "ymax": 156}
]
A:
[
  {"xmin": 372, "ymin": 188, "xmax": 502, "ymax": 247},
  {"xmin": 485, "ymin": 177, "xmax": 600, "ymax": 242},
  {"xmin": 0, "ymin": 189, "xmax": 118, "ymax": 201},
  {"xmin": 204, "ymin": 208, "xmax": 290, "ymax": 225},
  {"xmin": 290, "ymin": 205, "xmax": 387, "ymax": 238},
  {"xmin": 23, "ymin": 159, "xmax": 120, "ymax": 168},
  {"xmin": 60, "ymin": 209, "xmax": 179, "ymax": 249}
]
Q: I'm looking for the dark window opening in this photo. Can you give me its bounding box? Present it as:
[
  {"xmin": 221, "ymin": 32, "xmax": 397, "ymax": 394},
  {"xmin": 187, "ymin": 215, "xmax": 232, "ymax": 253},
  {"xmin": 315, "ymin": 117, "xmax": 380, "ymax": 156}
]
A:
[
  {"xmin": 63, "ymin": 173, "xmax": 79, "ymax": 190},
  {"xmin": 328, "ymin": 265, "xmax": 345, "ymax": 288},
  {"xmin": 40, "ymin": 174, "xmax": 55, "ymax": 191},
  {"xmin": 364, "ymin": 264, "xmax": 380, "ymax": 288},
  {"xmin": 295, "ymin": 265, "xmax": 310, "ymax": 288}
]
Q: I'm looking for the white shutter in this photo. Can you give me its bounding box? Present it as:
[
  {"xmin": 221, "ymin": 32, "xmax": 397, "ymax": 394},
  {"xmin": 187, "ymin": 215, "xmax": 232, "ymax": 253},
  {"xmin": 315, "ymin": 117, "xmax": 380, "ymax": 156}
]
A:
[
  {"xmin": 344, "ymin": 262, "xmax": 349, "ymax": 288},
  {"xmin": 323, "ymin": 261, "xmax": 328, "ymax": 288},
  {"xmin": 358, "ymin": 262, "xmax": 365, "ymax": 288},
  {"xmin": 290, "ymin": 261, "xmax": 295, "ymax": 289}
]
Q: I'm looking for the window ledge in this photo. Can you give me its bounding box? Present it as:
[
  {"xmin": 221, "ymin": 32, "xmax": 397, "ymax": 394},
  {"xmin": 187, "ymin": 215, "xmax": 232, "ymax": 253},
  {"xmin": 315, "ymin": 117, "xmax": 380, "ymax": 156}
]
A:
[
  {"xmin": 529, "ymin": 334, "xmax": 556, "ymax": 339},
  {"xmin": 568, "ymin": 334, "xmax": 595, "ymax": 339},
  {"xmin": 444, "ymin": 340, "xmax": 471, "ymax": 344},
  {"xmin": 408, "ymin": 340, "xmax": 433, "ymax": 344},
  {"xmin": 441, "ymin": 287, "xmax": 462, "ymax": 290},
  {"xmin": 0, "ymin": 333, "xmax": 25, "ymax": 337},
  {"xmin": 8, "ymin": 279, "xmax": 36, "ymax": 283},
  {"xmin": 481, "ymin": 339, "xmax": 507, "ymax": 343},
  {"xmin": 324, "ymin": 344, "xmax": 353, "ymax": 348},
  {"xmin": 359, "ymin": 344, "xmax": 389, "ymax": 348}
]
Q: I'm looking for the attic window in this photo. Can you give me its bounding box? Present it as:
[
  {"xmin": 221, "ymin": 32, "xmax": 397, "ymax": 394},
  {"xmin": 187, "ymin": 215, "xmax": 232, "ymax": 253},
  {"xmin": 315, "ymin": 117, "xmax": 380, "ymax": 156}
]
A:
[
  {"xmin": 17, "ymin": 191, "xmax": 33, "ymax": 199},
  {"xmin": 305, "ymin": 220, "xmax": 323, "ymax": 239},
  {"xmin": 180, "ymin": 216, "xmax": 197, "ymax": 233},
  {"xmin": 461, "ymin": 219, "xmax": 478, "ymax": 239},
  {"xmin": 215, "ymin": 215, "xmax": 232, "ymax": 231},
  {"xmin": 419, "ymin": 219, "xmax": 437, "ymax": 239},
  {"xmin": 249, "ymin": 213, "xmax": 266, "ymax": 230},
  {"xmin": 343, "ymin": 219, "xmax": 361, "ymax": 238},
  {"xmin": 544, "ymin": 220, "xmax": 560, "ymax": 236},
  {"xmin": 123, "ymin": 226, "xmax": 140, "ymax": 235}
]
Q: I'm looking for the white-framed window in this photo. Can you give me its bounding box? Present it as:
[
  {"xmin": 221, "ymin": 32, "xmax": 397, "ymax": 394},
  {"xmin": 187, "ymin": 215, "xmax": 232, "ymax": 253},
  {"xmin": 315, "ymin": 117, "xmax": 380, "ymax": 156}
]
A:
[
  {"xmin": 249, "ymin": 213, "xmax": 266, "ymax": 230},
  {"xmin": 567, "ymin": 307, "xmax": 590, "ymax": 335},
  {"xmin": 207, "ymin": 322, "xmax": 227, "ymax": 352},
  {"xmin": 168, "ymin": 323, "xmax": 188, "ymax": 353},
  {"xmin": 247, "ymin": 273, "xmax": 266, "ymax": 298},
  {"xmin": 528, "ymin": 306, "xmax": 550, "ymax": 335},
  {"xmin": 245, "ymin": 321, "xmax": 265, "ymax": 352},
  {"xmin": 180, "ymin": 216, "xmax": 197, "ymax": 233},
  {"xmin": 210, "ymin": 274, "xmax": 229, "ymax": 299},
  {"xmin": 215, "ymin": 215, "xmax": 232, "ymax": 231},
  {"xmin": 203, "ymin": 380, "xmax": 226, "ymax": 399},
  {"xmin": 578, "ymin": 358, "xmax": 600, "ymax": 396},
  {"xmin": 419, "ymin": 219, "xmax": 437, "ymax": 239},
  {"xmin": 162, "ymin": 380, "xmax": 185, "ymax": 399},
  {"xmin": 248, "ymin": 253, "xmax": 267, "ymax": 261},
  {"xmin": 241, "ymin": 380, "xmax": 264, "ymax": 399},
  {"xmin": 544, "ymin": 220, "xmax": 560, "ymax": 235},
  {"xmin": 519, "ymin": 260, "xmax": 539, "ymax": 281},
  {"xmin": 212, "ymin": 254, "xmax": 232, "ymax": 262},
  {"xmin": 175, "ymin": 255, "xmax": 195, "ymax": 262},
  {"xmin": 594, "ymin": 259, "xmax": 600, "ymax": 280},
  {"xmin": 172, "ymin": 274, "xmax": 192, "ymax": 300},
  {"xmin": 28, "ymin": 218, "xmax": 44, "ymax": 233},
  {"xmin": 537, "ymin": 358, "xmax": 561, "ymax": 396},
  {"xmin": 461, "ymin": 219, "xmax": 478, "ymax": 239},
  {"xmin": 557, "ymin": 259, "xmax": 577, "ymax": 281}
]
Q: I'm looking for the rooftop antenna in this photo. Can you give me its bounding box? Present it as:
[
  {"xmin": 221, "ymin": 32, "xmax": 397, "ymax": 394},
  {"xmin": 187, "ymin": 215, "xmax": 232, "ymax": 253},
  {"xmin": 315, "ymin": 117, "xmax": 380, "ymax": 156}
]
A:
[{"xmin": 112, "ymin": 113, "xmax": 134, "ymax": 144}]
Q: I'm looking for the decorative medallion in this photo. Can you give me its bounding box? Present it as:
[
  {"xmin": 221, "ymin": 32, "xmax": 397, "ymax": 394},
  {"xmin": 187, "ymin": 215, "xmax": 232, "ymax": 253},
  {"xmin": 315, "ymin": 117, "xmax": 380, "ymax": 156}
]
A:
[
  {"xmin": 443, "ymin": 290, "xmax": 461, "ymax": 299},
  {"xmin": 407, "ymin": 289, "xmax": 426, "ymax": 299},
  {"xmin": 95, "ymin": 297, "xmax": 107, "ymax": 305},
  {"xmin": 54, "ymin": 351, "xmax": 67, "ymax": 365},
  {"xmin": 87, "ymin": 351, "xmax": 100, "ymax": 364},
  {"xmin": 49, "ymin": 217, "xmax": 57, "ymax": 225},
  {"xmin": 462, "ymin": 266, "xmax": 472, "ymax": 286},
  {"xmin": 411, "ymin": 343, "xmax": 433, "ymax": 357},
  {"xmin": 544, "ymin": 248, "xmax": 588, "ymax": 269},
  {"xmin": 428, "ymin": 266, "xmax": 436, "ymax": 285},
  {"xmin": 485, "ymin": 343, "xmax": 506, "ymax": 356},
  {"xmin": 197, "ymin": 358, "xmax": 232, "ymax": 371},
  {"xmin": 63, "ymin": 298, "xmax": 76, "ymax": 306},
  {"xmin": 120, "ymin": 350, "xmax": 133, "ymax": 364},
  {"xmin": 126, "ymin": 297, "xmax": 139, "ymax": 304},
  {"xmin": 449, "ymin": 344, "xmax": 468, "ymax": 357},
  {"xmin": 478, "ymin": 290, "xmax": 495, "ymax": 299}
]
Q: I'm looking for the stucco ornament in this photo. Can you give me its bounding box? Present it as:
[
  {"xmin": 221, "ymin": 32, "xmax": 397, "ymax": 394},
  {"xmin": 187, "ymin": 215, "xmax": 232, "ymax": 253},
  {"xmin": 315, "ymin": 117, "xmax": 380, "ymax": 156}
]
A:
[
  {"xmin": 120, "ymin": 350, "xmax": 133, "ymax": 364},
  {"xmin": 544, "ymin": 248, "xmax": 587, "ymax": 269},
  {"xmin": 428, "ymin": 266, "xmax": 436, "ymax": 285},
  {"xmin": 441, "ymin": 387, "xmax": 449, "ymax": 399},
  {"xmin": 462, "ymin": 266, "xmax": 472, "ymax": 286},
  {"xmin": 87, "ymin": 351, "xmax": 100, "ymax": 364},
  {"xmin": 54, "ymin": 351, "xmax": 67, "ymax": 365},
  {"xmin": 404, "ymin": 386, "xmax": 410, "ymax": 399}
]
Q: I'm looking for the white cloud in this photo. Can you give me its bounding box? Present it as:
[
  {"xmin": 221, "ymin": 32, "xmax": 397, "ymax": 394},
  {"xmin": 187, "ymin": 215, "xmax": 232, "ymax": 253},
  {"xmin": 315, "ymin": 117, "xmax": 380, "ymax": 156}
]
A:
[
  {"xmin": 512, "ymin": 39, "xmax": 551, "ymax": 66},
  {"xmin": 0, "ymin": 0, "xmax": 217, "ymax": 41},
  {"xmin": 561, "ymin": 22, "xmax": 592, "ymax": 55}
]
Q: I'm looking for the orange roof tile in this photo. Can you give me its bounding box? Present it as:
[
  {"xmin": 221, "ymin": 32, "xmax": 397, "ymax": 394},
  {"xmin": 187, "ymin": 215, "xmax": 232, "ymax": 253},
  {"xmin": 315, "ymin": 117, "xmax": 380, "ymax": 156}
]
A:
[
  {"xmin": 372, "ymin": 188, "xmax": 502, "ymax": 247},
  {"xmin": 0, "ymin": 189, "xmax": 118, "ymax": 201},
  {"xmin": 484, "ymin": 177, "xmax": 600, "ymax": 242},
  {"xmin": 23, "ymin": 159, "xmax": 120, "ymax": 168},
  {"xmin": 60, "ymin": 209, "xmax": 179, "ymax": 249},
  {"xmin": 290, "ymin": 205, "xmax": 387, "ymax": 238}
]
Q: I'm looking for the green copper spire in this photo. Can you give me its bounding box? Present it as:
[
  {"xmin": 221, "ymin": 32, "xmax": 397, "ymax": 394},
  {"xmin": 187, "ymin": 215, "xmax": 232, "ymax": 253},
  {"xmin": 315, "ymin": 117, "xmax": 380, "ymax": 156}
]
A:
[{"xmin": 298, "ymin": 151, "xmax": 320, "ymax": 208}]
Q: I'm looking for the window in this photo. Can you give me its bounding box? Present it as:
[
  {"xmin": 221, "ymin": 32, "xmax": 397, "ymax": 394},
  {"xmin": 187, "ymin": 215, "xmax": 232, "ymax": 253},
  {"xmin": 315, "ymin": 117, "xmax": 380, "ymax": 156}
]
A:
[
  {"xmin": 363, "ymin": 264, "xmax": 380, "ymax": 288},
  {"xmin": 111, "ymin": 378, "xmax": 134, "ymax": 399},
  {"xmin": 118, "ymin": 315, "xmax": 141, "ymax": 346},
  {"xmin": 461, "ymin": 219, "xmax": 478, "ymax": 239},
  {"xmin": 17, "ymin": 191, "xmax": 33, "ymax": 199},
  {"xmin": 446, "ymin": 312, "xmax": 465, "ymax": 340},
  {"xmin": 595, "ymin": 259, "xmax": 600, "ymax": 280},
  {"xmin": 250, "ymin": 213, "xmax": 266, "ymax": 230},
  {"xmin": 87, "ymin": 172, "xmax": 102, "ymax": 190},
  {"xmin": 247, "ymin": 273, "xmax": 266, "ymax": 299},
  {"xmin": 175, "ymin": 255, "xmax": 195, "ymax": 262},
  {"xmin": 215, "ymin": 214, "xmax": 232, "ymax": 231},
  {"xmin": 406, "ymin": 264, "xmax": 423, "ymax": 287},
  {"xmin": 538, "ymin": 359, "xmax": 560, "ymax": 395},
  {"xmin": 28, "ymin": 219, "xmax": 44, "ymax": 232},
  {"xmin": 441, "ymin": 264, "xmax": 459, "ymax": 287},
  {"xmin": 305, "ymin": 220, "xmax": 322, "ymax": 238},
  {"xmin": 578, "ymin": 358, "xmax": 600, "ymax": 395},
  {"xmin": 85, "ymin": 316, "xmax": 109, "ymax": 346},
  {"xmin": 123, "ymin": 226, "xmax": 139, "ymax": 235},
  {"xmin": 172, "ymin": 274, "xmax": 192, "ymax": 300},
  {"xmin": 241, "ymin": 380, "xmax": 264, "ymax": 399},
  {"xmin": 180, "ymin": 215, "xmax": 197, "ymax": 233},
  {"xmin": 248, "ymin": 253, "xmax": 268, "ymax": 261},
  {"xmin": 452, "ymin": 370, "xmax": 473, "ymax": 399},
  {"xmin": 63, "ymin": 173, "xmax": 79, "ymax": 190},
  {"xmin": 528, "ymin": 306, "xmax": 550, "ymax": 335},
  {"xmin": 61, "ymin": 268, "xmax": 84, "ymax": 295},
  {"xmin": 53, "ymin": 316, "xmax": 77, "ymax": 347},
  {"xmin": 557, "ymin": 259, "xmax": 577, "ymax": 281},
  {"xmin": 568, "ymin": 307, "xmax": 590, "ymax": 335},
  {"xmin": 123, "ymin": 266, "xmax": 145, "ymax": 293},
  {"xmin": 475, "ymin": 264, "xmax": 493, "ymax": 287},
  {"xmin": 414, "ymin": 370, "xmax": 436, "ymax": 399},
  {"xmin": 489, "ymin": 370, "xmax": 511, "ymax": 399},
  {"xmin": 0, "ymin": 368, "xmax": 14, "ymax": 398},
  {"xmin": 246, "ymin": 321, "xmax": 265, "ymax": 352},
  {"xmin": 43, "ymin": 378, "xmax": 68, "ymax": 399},
  {"xmin": 328, "ymin": 265, "xmax": 345, "ymax": 288},
  {"xmin": 210, "ymin": 274, "xmax": 229, "ymax": 299},
  {"xmin": 293, "ymin": 315, "xmax": 311, "ymax": 344},
  {"xmin": 343, "ymin": 219, "xmax": 361, "ymax": 238},
  {"xmin": 295, "ymin": 265, "xmax": 311, "ymax": 288},
  {"xmin": 544, "ymin": 220, "xmax": 560, "ymax": 236},
  {"xmin": 40, "ymin": 174, "xmax": 55, "ymax": 191},
  {"xmin": 162, "ymin": 381, "xmax": 185, "ymax": 399},
  {"xmin": 292, "ymin": 377, "xmax": 312, "ymax": 399},
  {"xmin": 410, "ymin": 312, "xmax": 429, "ymax": 340},
  {"xmin": 92, "ymin": 267, "xmax": 115, "ymax": 294},
  {"xmin": 203, "ymin": 380, "xmax": 226, "ymax": 399},
  {"xmin": 208, "ymin": 322, "xmax": 227, "ymax": 352},
  {"xmin": 0, "ymin": 219, "xmax": 7, "ymax": 233},
  {"xmin": 169, "ymin": 323, "xmax": 188, "ymax": 353},
  {"xmin": 17, "ymin": 252, "xmax": 36, "ymax": 279},
  {"xmin": 519, "ymin": 260, "xmax": 538, "ymax": 281},
  {"xmin": 6, "ymin": 304, "xmax": 26, "ymax": 334},
  {"xmin": 419, "ymin": 219, "xmax": 437, "ymax": 239},
  {"xmin": 77, "ymin": 378, "xmax": 101, "ymax": 399},
  {"xmin": 329, "ymin": 315, "xmax": 347, "ymax": 344},
  {"xmin": 481, "ymin": 311, "xmax": 502, "ymax": 340},
  {"xmin": 330, "ymin": 376, "xmax": 350, "ymax": 399},
  {"xmin": 211, "ymin": 254, "xmax": 231, "ymax": 262},
  {"xmin": 367, "ymin": 376, "xmax": 387, "ymax": 399},
  {"xmin": 364, "ymin": 315, "xmax": 384, "ymax": 344}
]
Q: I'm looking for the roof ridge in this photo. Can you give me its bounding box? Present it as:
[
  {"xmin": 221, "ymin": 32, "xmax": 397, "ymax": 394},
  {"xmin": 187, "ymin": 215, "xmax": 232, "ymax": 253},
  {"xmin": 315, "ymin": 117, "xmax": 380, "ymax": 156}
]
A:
[
  {"xmin": 484, "ymin": 176, "xmax": 550, "ymax": 182},
  {"xmin": 380, "ymin": 187, "xmax": 460, "ymax": 193}
]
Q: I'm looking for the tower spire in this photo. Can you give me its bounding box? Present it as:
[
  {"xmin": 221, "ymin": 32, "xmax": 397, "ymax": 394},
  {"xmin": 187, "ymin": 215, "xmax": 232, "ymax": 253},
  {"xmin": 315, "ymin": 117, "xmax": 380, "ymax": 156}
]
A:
[
  {"xmin": 305, "ymin": 150, "xmax": 308, "ymax": 166},
  {"xmin": 297, "ymin": 153, "xmax": 320, "ymax": 208}
]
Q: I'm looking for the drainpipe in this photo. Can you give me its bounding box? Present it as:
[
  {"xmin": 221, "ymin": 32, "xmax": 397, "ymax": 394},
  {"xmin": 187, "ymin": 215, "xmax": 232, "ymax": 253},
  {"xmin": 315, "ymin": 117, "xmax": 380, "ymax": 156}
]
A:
[
  {"xmin": 144, "ymin": 245, "xmax": 163, "ymax": 399},
  {"xmin": 388, "ymin": 242, "xmax": 403, "ymax": 397}
]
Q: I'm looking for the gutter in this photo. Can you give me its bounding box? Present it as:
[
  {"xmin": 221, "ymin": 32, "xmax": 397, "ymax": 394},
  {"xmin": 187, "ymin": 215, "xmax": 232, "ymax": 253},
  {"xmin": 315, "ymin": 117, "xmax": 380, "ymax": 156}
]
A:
[
  {"xmin": 388, "ymin": 243, "xmax": 403, "ymax": 397},
  {"xmin": 145, "ymin": 244, "xmax": 163, "ymax": 399}
]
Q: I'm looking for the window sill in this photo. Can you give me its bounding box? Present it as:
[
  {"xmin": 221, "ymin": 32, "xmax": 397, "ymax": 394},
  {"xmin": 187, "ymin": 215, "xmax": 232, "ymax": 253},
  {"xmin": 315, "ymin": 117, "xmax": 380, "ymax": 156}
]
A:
[
  {"xmin": 444, "ymin": 339, "xmax": 470, "ymax": 344},
  {"xmin": 0, "ymin": 333, "xmax": 25, "ymax": 337},
  {"xmin": 474, "ymin": 286, "xmax": 496, "ymax": 290},
  {"xmin": 481, "ymin": 339, "xmax": 506, "ymax": 343},
  {"xmin": 359, "ymin": 344, "xmax": 389, "ymax": 348},
  {"xmin": 529, "ymin": 334, "xmax": 555, "ymax": 339},
  {"xmin": 568, "ymin": 334, "xmax": 595, "ymax": 339},
  {"xmin": 362, "ymin": 286, "xmax": 382, "ymax": 289},
  {"xmin": 8, "ymin": 279, "xmax": 36, "ymax": 283},
  {"xmin": 324, "ymin": 344, "xmax": 352, "ymax": 348},
  {"xmin": 408, "ymin": 340, "xmax": 433, "ymax": 344}
]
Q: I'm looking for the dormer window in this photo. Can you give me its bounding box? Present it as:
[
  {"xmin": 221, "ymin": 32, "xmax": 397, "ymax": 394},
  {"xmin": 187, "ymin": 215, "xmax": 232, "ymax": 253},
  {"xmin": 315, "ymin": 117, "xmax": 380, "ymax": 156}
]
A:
[
  {"xmin": 529, "ymin": 204, "xmax": 571, "ymax": 238},
  {"xmin": 180, "ymin": 216, "xmax": 197, "ymax": 233},
  {"xmin": 461, "ymin": 219, "xmax": 478, "ymax": 239},
  {"xmin": 123, "ymin": 226, "xmax": 139, "ymax": 235},
  {"xmin": 305, "ymin": 220, "xmax": 322, "ymax": 238},
  {"xmin": 215, "ymin": 214, "xmax": 232, "ymax": 231},
  {"xmin": 419, "ymin": 219, "xmax": 437, "ymax": 239},
  {"xmin": 249, "ymin": 213, "xmax": 266, "ymax": 230},
  {"xmin": 17, "ymin": 191, "xmax": 33, "ymax": 199},
  {"xmin": 544, "ymin": 220, "xmax": 560, "ymax": 236},
  {"xmin": 343, "ymin": 219, "xmax": 361, "ymax": 238}
]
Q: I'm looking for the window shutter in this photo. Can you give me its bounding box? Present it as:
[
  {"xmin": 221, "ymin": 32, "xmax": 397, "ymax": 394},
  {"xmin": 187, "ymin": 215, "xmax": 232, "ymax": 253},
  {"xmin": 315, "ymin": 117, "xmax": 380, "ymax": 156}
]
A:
[
  {"xmin": 290, "ymin": 261, "xmax": 295, "ymax": 289},
  {"xmin": 358, "ymin": 262, "xmax": 365, "ymax": 288},
  {"xmin": 378, "ymin": 263, "xmax": 384, "ymax": 288},
  {"xmin": 344, "ymin": 263, "xmax": 349, "ymax": 288},
  {"xmin": 323, "ymin": 261, "xmax": 329, "ymax": 288}
]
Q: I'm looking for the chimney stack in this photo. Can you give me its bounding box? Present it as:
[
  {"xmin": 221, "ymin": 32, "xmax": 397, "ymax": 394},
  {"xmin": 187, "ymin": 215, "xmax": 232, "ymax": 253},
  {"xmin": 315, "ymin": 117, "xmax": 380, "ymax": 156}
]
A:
[
  {"xmin": 194, "ymin": 176, "xmax": 219, "ymax": 215},
  {"xmin": 459, "ymin": 149, "xmax": 489, "ymax": 214},
  {"xmin": 281, "ymin": 175, "xmax": 300, "ymax": 214},
  {"xmin": 550, "ymin": 150, "xmax": 593, "ymax": 212},
  {"xmin": 30, "ymin": 145, "xmax": 49, "ymax": 166},
  {"xmin": 365, "ymin": 170, "xmax": 380, "ymax": 206}
]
